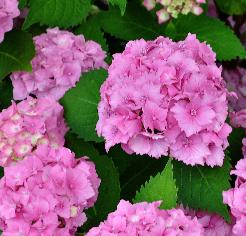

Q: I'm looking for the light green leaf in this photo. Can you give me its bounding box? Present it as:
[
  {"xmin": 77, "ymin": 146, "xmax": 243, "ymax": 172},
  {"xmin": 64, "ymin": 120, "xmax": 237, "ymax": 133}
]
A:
[
  {"xmin": 65, "ymin": 133, "xmax": 120, "ymax": 230},
  {"xmin": 166, "ymin": 14, "xmax": 246, "ymax": 61},
  {"xmin": 23, "ymin": 0, "xmax": 91, "ymax": 29},
  {"xmin": 134, "ymin": 159, "xmax": 178, "ymax": 209},
  {"xmin": 99, "ymin": 3, "xmax": 165, "ymax": 40},
  {"xmin": 60, "ymin": 69, "xmax": 107, "ymax": 142},
  {"xmin": 172, "ymin": 157, "xmax": 231, "ymax": 222},
  {"xmin": 108, "ymin": 0, "xmax": 127, "ymax": 15},
  {"xmin": 0, "ymin": 30, "xmax": 35, "ymax": 79}
]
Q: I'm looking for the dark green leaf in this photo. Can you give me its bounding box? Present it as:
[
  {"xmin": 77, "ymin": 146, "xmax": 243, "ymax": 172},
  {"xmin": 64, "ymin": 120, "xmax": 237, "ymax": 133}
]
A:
[
  {"xmin": 134, "ymin": 159, "xmax": 178, "ymax": 209},
  {"xmin": 99, "ymin": 3, "xmax": 165, "ymax": 41},
  {"xmin": 172, "ymin": 157, "xmax": 231, "ymax": 222},
  {"xmin": 23, "ymin": 0, "xmax": 91, "ymax": 29},
  {"xmin": 215, "ymin": 0, "xmax": 246, "ymax": 15},
  {"xmin": 75, "ymin": 16, "xmax": 108, "ymax": 52},
  {"xmin": 108, "ymin": 0, "xmax": 127, "ymax": 15},
  {"xmin": 0, "ymin": 30, "xmax": 35, "ymax": 79},
  {"xmin": 0, "ymin": 79, "xmax": 13, "ymax": 111}
]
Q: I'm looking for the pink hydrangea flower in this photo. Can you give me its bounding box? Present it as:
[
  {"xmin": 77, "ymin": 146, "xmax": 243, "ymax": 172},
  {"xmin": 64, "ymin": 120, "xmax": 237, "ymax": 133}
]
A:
[
  {"xmin": 223, "ymin": 67, "xmax": 246, "ymax": 112},
  {"xmin": 0, "ymin": 96, "xmax": 68, "ymax": 167},
  {"xmin": 230, "ymin": 109, "xmax": 246, "ymax": 129},
  {"xmin": 86, "ymin": 200, "xmax": 204, "ymax": 236},
  {"xmin": 0, "ymin": 0, "xmax": 20, "ymax": 43},
  {"xmin": 182, "ymin": 206, "xmax": 232, "ymax": 236},
  {"xmin": 11, "ymin": 28, "xmax": 107, "ymax": 100},
  {"xmin": 223, "ymin": 152, "xmax": 246, "ymax": 235},
  {"xmin": 97, "ymin": 34, "xmax": 231, "ymax": 166},
  {"xmin": 0, "ymin": 145, "xmax": 100, "ymax": 235},
  {"xmin": 143, "ymin": 0, "xmax": 205, "ymax": 24}
]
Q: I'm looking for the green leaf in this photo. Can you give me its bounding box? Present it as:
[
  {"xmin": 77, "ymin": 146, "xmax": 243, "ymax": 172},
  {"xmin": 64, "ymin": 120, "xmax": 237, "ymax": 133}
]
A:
[
  {"xmin": 0, "ymin": 79, "xmax": 13, "ymax": 111},
  {"xmin": 60, "ymin": 69, "xmax": 107, "ymax": 142},
  {"xmin": 172, "ymin": 157, "xmax": 231, "ymax": 222},
  {"xmin": 0, "ymin": 30, "xmax": 35, "ymax": 79},
  {"xmin": 65, "ymin": 133, "xmax": 120, "ymax": 230},
  {"xmin": 108, "ymin": 145, "xmax": 167, "ymax": 200},
  {"xmin": 99, "ymin": 3, "xmax": 165, "ymax": 41},
  {"xmin": 23, "ymin": 0, "xmax": 91, "ymax": 29},
  {"xmin": 166, "ymin": 14, "xmax": 246, "ymax": 61},
  {"xmin": 108, "ymin": 0, "xmax": 127, "ymax": 15},
  {"xmin": 75, "ymin": 16, "xmax": 108, "ymax": 52},
  {"xmin": 19, "ymin": 0, "xmax": 27, "ymax": 9},
  {"xmin": 134, "ymin": 159, "xmax": 178, "ymax": 209},
  {"xmin": 215, "ymin": 0, "xmax": 246, "ymax": 15}
]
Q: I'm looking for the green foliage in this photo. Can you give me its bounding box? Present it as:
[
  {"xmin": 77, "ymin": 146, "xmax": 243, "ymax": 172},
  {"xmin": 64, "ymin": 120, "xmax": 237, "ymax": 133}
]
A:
[
  {"xmin": 99, "ymin": 3, "xmax": 165, "ymax": 40},
  {"xmin": 108, "ymin": 145, "xmax": 167, "ymax": 200},
  {"xmin": 60, "ymin": 69, "xmax": 107, "ymax": 142},
  {"xmin": 0, "ymin": 79, "xmax": 12, "ymax": 111},
  {"xmin": 165, "ymin": 14, "xmax": 246, "ymax": 61},
  {"xmin": 75, "ymin": 16, "xmax": 108, "ymax": 52},
  {"xmin": 65, "ymin": 133, "xmax": 120, "ymax": 230},
  {"xmin": 0, "ymin": 30, "xmax": 35, "ymax": 80},
  {"xmin": 134, "ymin": 159, "xmax": 178, "ymax": 209},
  {"xmin": 215, "ymin": 0, "xmax": 246, "ymax": 15},
  {"xmin": 108, "ymin": 0, "xmax": 127, "ymax": 15},
  {"xmin": 172, "ymin": 157, "xmax": 231, "ymax": 222},
  {"xmin": 23, "ymin": 0, "xmax": 91, "ymax": 29}
]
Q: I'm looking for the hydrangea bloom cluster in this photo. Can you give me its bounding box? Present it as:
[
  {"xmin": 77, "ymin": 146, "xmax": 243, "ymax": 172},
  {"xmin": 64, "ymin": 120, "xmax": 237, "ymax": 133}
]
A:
[
  {"xmin": 0, "ymin": 145, "xmax": 100, "ymax": 235},
  {"xmin": 0, "ymin": 0, "xmax": 20, "ymax": 43},
  {"xmin": 223, "ymin": 67, "xmax": 246, "ymax": 111},
  {"xmin": 11, "ymin": 28, "xmax": 107, "ymax": 100},
  {"xmin": 223, "ymin": 154, "xmax": 246, "ymax": 235},
  {"xmin": 182, "ymin": 206, "xmax": 232, "ymax": 236},
  {"xmin": 97, "ymin": 34, "xmax": 231, "ymax": 166},
  {"xmin": 86, "ymin": 200, "xmax": 204, "ymax": 236},
  {"xmin": 143, "ymin": 0, "xmax": 205, "ymax": 24},
  {"xmin": 0, "ymin": 96, "xmax": 68, "ymax": 167}
]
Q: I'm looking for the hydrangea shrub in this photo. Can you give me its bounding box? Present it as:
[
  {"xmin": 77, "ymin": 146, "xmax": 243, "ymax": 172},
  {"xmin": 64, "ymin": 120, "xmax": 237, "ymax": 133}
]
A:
[{"xmin": 0, "ymin": 0, "xmax": 246, "ymax": 235}]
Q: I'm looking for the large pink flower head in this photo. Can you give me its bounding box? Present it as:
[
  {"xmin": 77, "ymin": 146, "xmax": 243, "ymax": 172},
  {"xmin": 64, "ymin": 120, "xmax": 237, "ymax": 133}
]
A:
[
  {"xmin": 143, "ymin": 0, "xmax": 205, "ymax": 24},
  {"xmin": 86, "ymin": 200, "xmax": 204, "ymax": 236},
  {"xmin": 0, "ymin": 96, "xmax": 68, "ymax": 167},
  {"xmin": 97, "ymin": 34, "xmax": 231, "ymax": 166},
  {"xmin": 223, "ymin": 156, "xmax": 246, "ymax": 235},
  {"xmin": 0, "ymin": 0, "xmax": 20, "ymax": 43},
  {"xmin": 223, "ymin": 67, "xmax": 246, "ymax": 112},
  {"xmin": 182, "ymin": 206, "xmax": 232, "ymax": 236},
  {"xmin": 11, "ymin": 27, "xmax": 107, "ymax": 100},
  {"xmin": 0, "ymin": 145, "xmax": 100, "ymax": 235}
]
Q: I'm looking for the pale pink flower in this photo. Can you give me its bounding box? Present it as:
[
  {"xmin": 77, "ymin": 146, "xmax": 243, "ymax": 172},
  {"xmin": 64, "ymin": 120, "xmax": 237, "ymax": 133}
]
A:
[
  {"xmin": 86, "ymin": 200, "xmax": 204, "ymax": 236},
  {"xmin": 0, "ymin": 0, "xmax": 20, "ymax": 43},
  {"xmin": 11, "ymin": 28, "xmax": 107, "ymax": 100},
  {"xmin": 0, "ymin": 96, "xmax": 68, "ymax": 167}
]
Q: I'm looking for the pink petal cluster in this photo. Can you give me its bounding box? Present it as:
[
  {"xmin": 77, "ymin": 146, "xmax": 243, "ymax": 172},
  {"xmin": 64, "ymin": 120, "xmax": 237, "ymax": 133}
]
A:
[
  {"xmin": 230, "ymin": 109, "xmax": 246, "ymax": 129},
  {"xmin": 97, "ymin": 34, "xmax": 231, "ymax": 166},
  {"xmin": 182, "ymin": 206, "xmax": 232, "ymax": 236},
  {"xmin": 86, "ymin": 200, "xmax": 204, "ymax": 236},
  {"xmin": 0, "ymin": 145, "xmax": 100, "ymax": 235},
  {"xmin": 223, "ymin": 67, "xmax": 246, "ymax": 112},
  {"xmin": 143, "ymin": 0, "xmax": 205, "ymax": 24},
  {"xmin": 223, "ymin": 154, "xmax": 246, "ymax": 235},
  {"xmin": 0, "ymin": 0, "xmax": 20, "ymax": 43},
  {"xmin": 0, "ymin": 96, "xmax": 68, "ymax": 167},
  {"xmin": 11, "ymin": 28, "xmax": 107, "ymax": 100}
]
